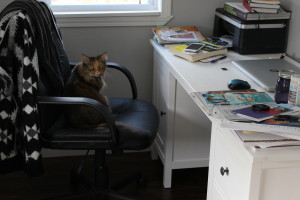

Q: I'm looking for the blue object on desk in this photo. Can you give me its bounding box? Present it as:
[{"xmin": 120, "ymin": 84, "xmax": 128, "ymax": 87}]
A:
[{"xmin": 228, "ymin": 79, "xmax": 251, "ymax": 90}]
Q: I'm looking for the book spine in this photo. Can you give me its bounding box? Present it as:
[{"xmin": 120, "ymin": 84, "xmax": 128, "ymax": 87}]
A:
[
  {"xmin": 223, "ymin": 3, "xmax": 248, "ymax": 20},
  {"xmin": 243, "ymin": 0, "xmax": 253, "ymax": 12}
]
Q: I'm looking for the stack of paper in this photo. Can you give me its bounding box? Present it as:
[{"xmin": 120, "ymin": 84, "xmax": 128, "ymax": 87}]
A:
[
  {"xmin": 191, "ymin": 90, "xmax": 300, "ymax": 141},
  {"xmin": 232, "ymin": 130, "xmax": 300, "ymax": 151}
]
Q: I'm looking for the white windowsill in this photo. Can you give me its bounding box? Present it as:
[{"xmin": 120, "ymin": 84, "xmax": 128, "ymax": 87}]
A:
[{"xmin": 54, "ymin": 11, "xmax": 173, "ymax": 27}]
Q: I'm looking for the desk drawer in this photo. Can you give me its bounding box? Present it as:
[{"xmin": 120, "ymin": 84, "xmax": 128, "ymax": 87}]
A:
[{"xmin": 212, "ymin": 128, "xmax": 252, "ymax": 200}]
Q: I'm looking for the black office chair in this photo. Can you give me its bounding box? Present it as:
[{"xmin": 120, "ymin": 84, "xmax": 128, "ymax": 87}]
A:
[{"xmin": 0, "ymin": 0, "xmax": 159, "ymax": 199}]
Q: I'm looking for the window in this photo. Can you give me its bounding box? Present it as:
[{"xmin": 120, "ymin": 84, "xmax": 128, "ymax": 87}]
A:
[{"xmin": 42, "ymin": 0, "xmax": 172, "ymax": 27}]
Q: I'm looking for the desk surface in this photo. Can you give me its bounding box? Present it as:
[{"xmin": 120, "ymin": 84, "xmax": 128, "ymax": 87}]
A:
[{"xmin": 150, "ymin": 39, "xmax": 295, "ymax": 94}]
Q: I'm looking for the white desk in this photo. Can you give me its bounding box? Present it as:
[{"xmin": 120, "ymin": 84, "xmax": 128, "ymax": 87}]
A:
[{"xmin": 151, "ymin": 39, "xmax": 300, "ymax": 200}]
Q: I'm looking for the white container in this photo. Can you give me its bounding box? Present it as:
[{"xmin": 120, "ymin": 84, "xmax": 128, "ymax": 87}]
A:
[{"xmin": 289, "ymin": 75, "xmax": 300, "ymax": 106}]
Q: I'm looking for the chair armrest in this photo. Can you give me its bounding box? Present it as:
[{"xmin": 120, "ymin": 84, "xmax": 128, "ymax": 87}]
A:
[
  {"xmin": 37, "ymin": 96, "xmax": 118, "ymax": 139},
  {"xmin": 107, "ymin": 62, "xmax": 138, "ymax": 99},
  {"xmin": 68, "ymin": 61, "xmax": 138, "ymax": 99}
]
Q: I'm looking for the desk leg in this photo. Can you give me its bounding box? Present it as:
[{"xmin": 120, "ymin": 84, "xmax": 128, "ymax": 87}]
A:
[
  {"xmin": 163, "ymin": 161, "xmax": 172, "ymax": 188},
  {"xmin": 162, "ymin": 74, "xmax": 177, "ymax": 189}
]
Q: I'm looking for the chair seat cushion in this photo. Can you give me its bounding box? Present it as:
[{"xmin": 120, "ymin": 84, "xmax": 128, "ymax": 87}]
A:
[
  {"xmin": 110, "ymin": 98, "xmax": 159, "ymax": 150},
  {"xmin": 42, "ymin": 98, "xmax": 158, "ymax": 151}
]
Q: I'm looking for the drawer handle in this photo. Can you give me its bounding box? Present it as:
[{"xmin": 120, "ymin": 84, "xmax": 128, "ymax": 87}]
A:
[
  {"xmin": 160, "ymin": 111, "xmax": 166, "ymax": 116},
  {"xmin": 220, "ymin": 167, "xmax": 229, "ymax": 176}
]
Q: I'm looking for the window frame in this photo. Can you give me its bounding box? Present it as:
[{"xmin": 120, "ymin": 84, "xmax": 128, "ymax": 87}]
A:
[{"xmin": 43, "ymin": 0, "xmax": 173, "ymax": 27}]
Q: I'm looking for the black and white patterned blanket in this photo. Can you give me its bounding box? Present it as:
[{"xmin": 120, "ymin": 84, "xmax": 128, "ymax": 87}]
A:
[{"xmin": 0, "ymin": 10, "xmax": 43, "ymax": 176}]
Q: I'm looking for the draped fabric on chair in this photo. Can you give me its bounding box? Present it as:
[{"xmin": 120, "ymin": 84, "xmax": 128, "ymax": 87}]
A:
[{"xmin": 0, "ymin": 0, "xmax": 70, "ymax": 176}]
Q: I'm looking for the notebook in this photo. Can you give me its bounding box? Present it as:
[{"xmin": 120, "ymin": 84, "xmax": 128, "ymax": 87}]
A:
[{"xmin": 232, "ymin": 59, "xmax": 300, "ymax": 92}]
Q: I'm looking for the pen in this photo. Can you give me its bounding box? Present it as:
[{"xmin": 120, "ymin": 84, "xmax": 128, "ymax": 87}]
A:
[{"xmin": 209, "ymin": 55, "xmax": 227, "ymax": 63}]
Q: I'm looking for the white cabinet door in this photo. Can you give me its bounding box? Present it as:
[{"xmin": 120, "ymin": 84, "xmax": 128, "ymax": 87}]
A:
[
  {"xmin": 209, "ymin": 126, "xmax": 252, "ymax": 200},
  {"xmin": 152, "ymin": 51, "xmax": 176, "ymax": 188},
  {"xmin": 153, "ymin": 51, "xmax": 169, "ymax": 154}
]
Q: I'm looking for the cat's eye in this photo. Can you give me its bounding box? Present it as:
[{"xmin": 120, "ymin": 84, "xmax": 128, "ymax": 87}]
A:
[{"xmin": 88, "ymin": 65, "xmax": 94, "ymax": 69}]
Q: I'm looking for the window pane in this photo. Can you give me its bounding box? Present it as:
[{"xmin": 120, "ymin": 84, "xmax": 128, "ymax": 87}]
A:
[
  {"xmin": 51, "ymin": 0, "xmax": 149, "ymax": 5},
  {"xmin": 43, "ymin": 0, "xmax": 172, "ymax": 27}
]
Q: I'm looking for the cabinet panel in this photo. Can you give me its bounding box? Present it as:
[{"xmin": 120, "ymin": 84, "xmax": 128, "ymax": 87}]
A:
[
  {"xmin": 152, "ymin": 51, "xmax": 176, "ymax": 188},
  {"xmin": 259, "ymin": 165, "xmax": 300, "ymax": 200},
  {"xmin": 153, "ymin": 51, "xmax": 169, "ymax": 153},
  {"xmin": 156, "ymin": 59, "xmax": 168, "ymax": 148}
]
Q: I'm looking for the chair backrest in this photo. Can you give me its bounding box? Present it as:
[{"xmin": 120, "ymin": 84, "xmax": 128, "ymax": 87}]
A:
[{"xmin": 35, "ymin": 1, "xmax": 72, "ymax": 131}]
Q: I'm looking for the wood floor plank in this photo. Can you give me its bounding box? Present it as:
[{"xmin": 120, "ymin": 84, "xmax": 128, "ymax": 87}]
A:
[{"xmin": 0, "ymin": 152, "xmax": 208, "ymax": 200}]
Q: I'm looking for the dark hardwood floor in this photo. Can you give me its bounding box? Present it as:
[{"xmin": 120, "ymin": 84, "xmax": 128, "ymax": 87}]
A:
[{"xmin": 0, "ymin": 152, "xmax": 208, "ymax": 200}]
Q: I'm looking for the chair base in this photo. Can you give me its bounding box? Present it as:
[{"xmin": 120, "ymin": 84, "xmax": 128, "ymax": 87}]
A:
[{"xmin": 45, "ymin": 149, "xmax": 144, "ymax": 200}]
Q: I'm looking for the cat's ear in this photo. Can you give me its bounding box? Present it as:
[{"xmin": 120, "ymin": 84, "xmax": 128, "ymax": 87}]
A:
[
  {"xmin": 81, "ymin": 54, "xmax": 90, "ymax": 64},
  {"xmin": 97, "ymin": 52, "xmax": 108, "ymax": 62}
]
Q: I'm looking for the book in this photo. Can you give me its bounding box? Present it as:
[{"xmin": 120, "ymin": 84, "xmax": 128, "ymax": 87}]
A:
[
  {"xmin": 243, "ymin": 0, "xmax": 280, "ymax": 9},
  {"xmin": 242, "ymin": 0, "xmax": 253, "ymax": 12},
  {"xmin": 169, "ymin": 41, "xmax": 227, "ymax": 62},
  {"xmin": 250, "ymin": 0, "xmax": 280, "ymax": 4},
  {"xmin": 252, "ymin": 7, "xmax": 278, "ymax": 13},
  {"xmin": 222, "ymin": 3, "xmax": 291, "ymax": 20},
  {"xmin": 231, "ymin": 105, "xmax": 292, "ymax": 122},
  {"xmin": 152, "ymin": 26, "xmax": 206, "ymax": 45}
]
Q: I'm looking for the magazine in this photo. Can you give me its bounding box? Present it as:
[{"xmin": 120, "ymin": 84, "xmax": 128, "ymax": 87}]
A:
[
  {"xmin": 152, "ymin": 26, "xmax": 206, "ymax": 45},
  {"xmin": 201, "ymin": 92, "xmax": 274, "ymax": 105},
  {"xmin": 191, "ymin": 90, "xmax": 275, "ymax": 117}
]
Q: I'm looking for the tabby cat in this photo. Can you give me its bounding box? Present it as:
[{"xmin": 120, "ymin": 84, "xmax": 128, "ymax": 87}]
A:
[{"xmin": 64, "ymin": 53, "xmax": 110, "ymax": 129}]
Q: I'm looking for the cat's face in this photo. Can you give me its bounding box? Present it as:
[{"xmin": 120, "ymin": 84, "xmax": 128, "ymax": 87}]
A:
[{"xmin": 81, "ymin": 53, "xmax": 108, "ymax": 77}]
